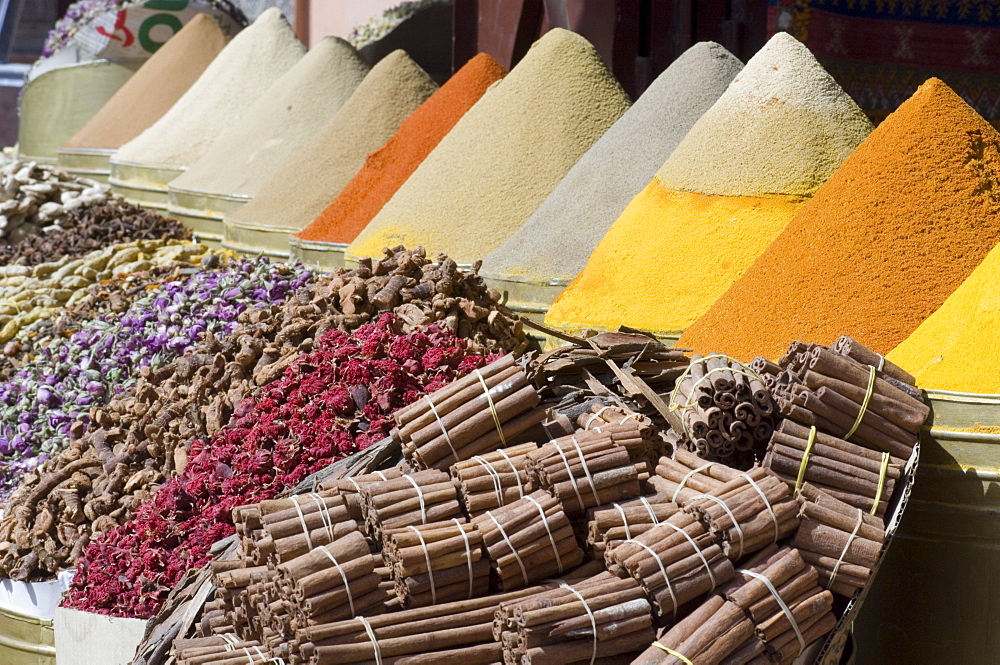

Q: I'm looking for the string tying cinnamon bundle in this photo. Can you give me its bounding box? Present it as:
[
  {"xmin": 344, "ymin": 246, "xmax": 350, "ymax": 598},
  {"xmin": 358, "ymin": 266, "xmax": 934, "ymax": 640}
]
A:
[
  {"xmin": 608, "ymin": 511, "xmax": 735, "ymax": 620},
  {"xmin": 394, "ymin": 355, "xmax": 547, "ymax": 470},
  {"xmin": 667, "ymin": 353, "xmax": 777, "ymax": 468},
  {"xmin": 493, "ymin": 570, "xmax": 655, "ymax": 664},
  {"xmin": 721, "ymin": 545, "xmax": 837, "ymax": 664},
  {"xmin": 451, "ymin": 442, "xmax": 537, "ymax": 517},
  {"xmin": 359, "ymin": 469, "xmax": 464, "ymax": 540},
  {"xmin": 649, "ymin": 449, "xmax": 744, "ymax": 504},
  {"xmin": 526, "ymin": 432, "xmax": 645, "ymax": 516},
  {"xmin": 763, "ymin": 420, "xmax": 903, "ymax": 517},
  {"xmin": 759, "ymin": 339, "xmax": 928, "ymax": 460},
  {"xmin": 631, "ymin": 595, "xmax": 755, "ymax": 665},
  {"xmin": 683, "ymin": 467, "xmax": 799, "ymax": 561},
  {"xmin": 382, "ymin": 519, "xmax": 489, "ymax": 608},
  {"xmin": 472, "ymin": 489, "xmax": 585, "ymax": 590},
  {"xmin": 585, "ymin": 493, "xmax": 678, "ymax": 556},
  {"xmin": 792, "ymin": 483, "xmax": 886, "ymax": 597}
]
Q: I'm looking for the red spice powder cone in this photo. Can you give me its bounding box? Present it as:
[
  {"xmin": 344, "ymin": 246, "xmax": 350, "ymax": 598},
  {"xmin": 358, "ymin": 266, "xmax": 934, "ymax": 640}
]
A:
[
  {"xmin": 295, "ymin": 53, "xmax": 507, "ymax": 245},
  {"xmin": 677, "ymin": 78, "xmax": 1000, "ymax": 361}
]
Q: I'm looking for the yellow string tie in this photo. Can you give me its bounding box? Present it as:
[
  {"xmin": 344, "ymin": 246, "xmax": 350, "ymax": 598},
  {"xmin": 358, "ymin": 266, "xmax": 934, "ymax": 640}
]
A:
[
  {"xmin": 844, "ymin": 365, "xmax": 876, "ymax": 440},
  {"xmin": 871, "ymin": 452, "xmax": 890, "ymax": 515},
  {"xmin": 794, "ymin": 426, "xmax": 817, "ymax": 495},
  {"xmin": 475, "ymin": 369, "xmax": 506, "ymax": 446},
  {"xmin": 652, "ymin": 642, "xmax": 694, "ymax": 665}
]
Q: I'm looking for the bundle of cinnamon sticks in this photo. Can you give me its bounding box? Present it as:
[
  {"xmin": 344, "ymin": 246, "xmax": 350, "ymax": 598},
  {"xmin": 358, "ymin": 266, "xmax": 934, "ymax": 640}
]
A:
[
  {"xmin": 382, "ymin": 520, "xmax": 490, "ymax": 608},
  {"xmin": 684, "ymin": 467, "xmax": 799, "ymax": 561},
  {"xmin": 493, "ymin": 570, "xmax": 655, "ymax": 664},
  {"xmin": 666, "ymin": 353, "xmax": 777, "ymax": 468},
  {"xmin": 451, "ymin": 442, "xmax": 537, "ymax": 517},
  {"xmin": 174, "ymin": 634, "xmax": 278, "ymax": 665},
  {"xmin": 323, "ymin": 468, "xmax": 403, "ymax": 521},
  {"xmin": 764, "ymin": 420, "xmax": 903, "ymax": 518},
  {"xmin": 242, "ymin": 492, "xmax": 356, "ymax": 566},
  {"xmin": 631, "ymin": 595, "xmax": 755, "ymax": 664},
  {"xmin": 649, "ymin": 449, "xmax": 745, "ymax": 503},
  {"xmin": 525, "ymin": 432, "xmax": 645, "ymax": 516},
  {"xmin": 586, "ymin": 492, "xmax": 678, "ymax": 556},
  {"xmin": 608, "ymin": 511, "xmax": 734, "ymax": 620},
  {"xmin": 359, "ymin": 469, "xmax": 464, "ymax": 540},
  {"xmin": 722, "ymin": 545, "xmax": 836, "ymax": 664},
  {"xmin": 759, "ymin": 338, "xmax": 928, "ymax": 460},
  {"xmin": 273, "ymin": 531, "xmax": 387, "ymax": 627},
  {"xmin": 394, "ymin": 355, "xmax": 546, "ymax": 470},
  {"xmin": 293, "ymin": 574, "xmax": 601, "ymax": 665},
  {"xmin": 792, "ymin": 483, "xmax": 886, "ymax": 597},
  {"xmin": 576, "ymin": 404, "xmax": 666, "ymax": 469},
  {"xmin": 471, "ymin": 490, "xmax": 584, "ymax": 590}
]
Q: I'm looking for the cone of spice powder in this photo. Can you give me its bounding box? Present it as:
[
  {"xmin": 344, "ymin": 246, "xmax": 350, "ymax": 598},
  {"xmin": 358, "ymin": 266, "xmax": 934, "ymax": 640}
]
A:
[
  {"xmin": 110, "ymin": 8, "xmax": 304, "ymax": 205},
  {"xmin": 678, "ymin": 78, "xmax": 1000, "ymax": 361},
  {"xmin": 345, "ymin": 28, "xmax": 631, "ymax": 267},
  {"xmin": 887, "ymin": 240, "xmax": 1000, "ymax": 393},
  {"xmin": 223, "ymin": 50, "xmax": 438, "ymax": 257},
  {"xmin": 290, "ymin": 52, "xmax": 507, "ymax": 269},
  {"xmin": 166, "ymin": 37, "xmax": 370, "ymax": 244},
  {"xmin": 58, "ymin": 14, "xmax": 231, "ymax": 177},
  {"xmin": 478, "ymin": 41, "xmax": 743, "ymax": 320},
  {"xmin": 545, "ymin": 33, "xmax": 872, "ymax": 341}
]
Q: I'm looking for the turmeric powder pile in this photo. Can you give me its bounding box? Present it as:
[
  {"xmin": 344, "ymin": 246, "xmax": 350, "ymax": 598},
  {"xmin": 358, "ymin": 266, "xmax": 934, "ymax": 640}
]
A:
[
  {"xmin": 545, "ymin": 33, "xmax": 871, "ymax": 339},
  {"xmin": 678, "ymin": 78, "xmax": 1000, "ymax": 361},
  {"xmin": 888, "ymin": 241, "xmax": 1000, "ymax": 393}
]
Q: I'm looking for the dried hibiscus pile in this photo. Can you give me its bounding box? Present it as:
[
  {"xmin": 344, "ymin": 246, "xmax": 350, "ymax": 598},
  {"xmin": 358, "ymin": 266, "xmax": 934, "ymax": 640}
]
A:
[{"xmin": 63, "ymin": 314, "xmax": 492, "ymax": 617}]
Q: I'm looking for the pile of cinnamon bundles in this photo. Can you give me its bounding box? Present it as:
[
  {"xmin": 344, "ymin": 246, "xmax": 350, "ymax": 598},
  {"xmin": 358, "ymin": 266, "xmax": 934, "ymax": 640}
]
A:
[
  {"xmin": 759, "ymin": 337, "xmax": 928, "ymax": 460},
  {"xmin": 472, "ymin": 490, "xmax": 584, "ymax": 590},
  {"xmin": 394, "ymin": 355, "xmax": 546, "ymax": 470},
  {"xmin": 764, "ymin": 420, "xmax": 903, "ymax": 518},
  {"xmin": 667, "ymin": 353, "xmax": 778, "ymax": 468},
  {"xmin": 608, "ymin": 511, "xmax": 735, "ymax": 620},
  {"xmin": 382, "ymin": 520, "xmax": 490, "ymax": 608},
  {"xmin": 684, "ymin": 467, "xmax": 799, "ymax": 560},
  {"xmin": 451, "ymin": 442, "xmax": 537, "ymax": 517},
  {"xmin": 358, "ymin": 469, "xmax": 464, "ymax": 540},
  {"xmin": 525, "ymin": 431, "xmax": 645, "ymax": 516},
  {"xmin": 493, "ymin": 570, "xmax": 655, "ymax": 664},
  {"xmin": 793, "ymin": 484, "xmax": 886, "ymax": 597},
  {"xmin": 586, "ymin": 492, "xmax": 677, "ymax": 555}
]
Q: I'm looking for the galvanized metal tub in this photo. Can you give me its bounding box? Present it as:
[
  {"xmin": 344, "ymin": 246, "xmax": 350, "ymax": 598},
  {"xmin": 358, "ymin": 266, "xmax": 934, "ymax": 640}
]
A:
[
  {"xmin": 853, "ymin": 389, "xmax": 1000, "ymax": 664},
  {"xmin": 18, "ymin": 60, "xmax": 140, "ymax": 164},
  {"xmin": 222, "ymin": 217, "xmax": 292, "ymax": 259},
  {"xmin": 55, "ymin": 147, "xmax": 114, "ymax": 184},
  {"xmin": 481, "ymin": 273, "xmax": 567, "ymax": 326},
  {"xmin": 288, "ymin": 238, "xmax": 348, "ymax": 270},
  {"xmin": 0, "ymin": 576, "xmax": 72, "ymax": 665},
  {"xmin": 167, "ymin": 185, "xmax": 248, "ymax": 248},
  {"xmin": 108, "ymin": 159, "xmax": 182, "ymax": 213}
]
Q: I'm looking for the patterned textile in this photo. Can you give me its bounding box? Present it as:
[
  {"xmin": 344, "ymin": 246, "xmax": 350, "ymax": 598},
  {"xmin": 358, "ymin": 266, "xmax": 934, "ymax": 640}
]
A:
[{"xmin": 768, "ymin": 0, "xmax": 1000, "ymax": 127}]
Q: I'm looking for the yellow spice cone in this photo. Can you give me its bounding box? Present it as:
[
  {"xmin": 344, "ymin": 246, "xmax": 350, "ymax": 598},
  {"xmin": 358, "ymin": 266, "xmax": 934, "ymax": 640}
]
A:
[
  {"xmin": 887, "ymin": 241, "xmax": 1000, "ymax": 393},
  {"xmin": 545, "ymin": 182, "xmax": 805, "ymax": 338}
]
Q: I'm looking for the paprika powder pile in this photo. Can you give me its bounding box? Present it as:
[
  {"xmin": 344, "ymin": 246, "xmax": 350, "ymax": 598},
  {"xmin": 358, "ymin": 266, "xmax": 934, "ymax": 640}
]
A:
[
  {"xmin": 678, "ymin": 78, "xmax": 1000, "ymax": 360},
  {"xmin": 545, "ymin": 33, "xmax": 872, "ymax": 339},
  {"xmin": 291, "ymin": 53, "xmax": 506, "ymax": 266}
]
